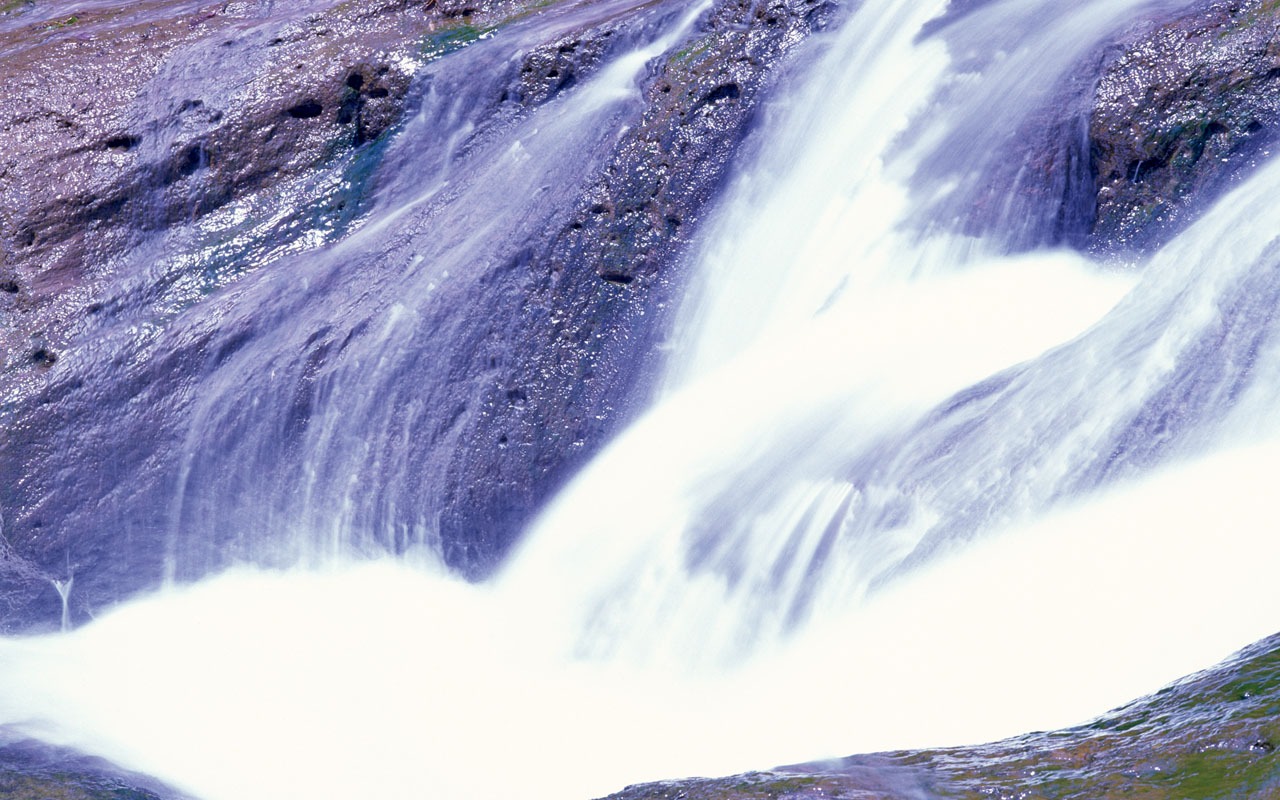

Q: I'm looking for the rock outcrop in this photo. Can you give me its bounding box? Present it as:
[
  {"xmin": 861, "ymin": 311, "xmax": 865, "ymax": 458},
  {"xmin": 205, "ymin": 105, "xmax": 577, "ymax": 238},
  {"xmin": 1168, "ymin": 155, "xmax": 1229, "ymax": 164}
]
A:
[
  {"xmin": 0, "ymin": 0, "xmax": 519, "ymax": 392},
  {"xmin": 433, "ymin": 0, "xmax": 838, "ymax": 572},
  {"xmin": 0, "ymin": 0, "xmax": 835, "ymax": 630},
  {"xmin": 1090, "ymin": 0, "xmax": 1280, "ymax": 252},
  {"xmin": 923, "ymin": 0, "xmax": 1280, "ymax": 255}
]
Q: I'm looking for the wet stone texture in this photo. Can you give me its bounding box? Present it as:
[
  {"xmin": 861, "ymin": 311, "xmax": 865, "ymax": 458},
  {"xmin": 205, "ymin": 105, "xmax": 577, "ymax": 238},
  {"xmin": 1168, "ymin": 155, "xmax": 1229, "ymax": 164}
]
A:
[
  {"xmin": 0, "ymin": 0, "xmax": 552, "ymax": 628},
  {"xmin": 435, "ymin": 0, "xmax": 838, "ymax": 574},
  {"xmin": 1088, "ymin": 0, "xmax": 1280, "ymax": 253},
  {"xmin": 0, "ymin": 0, "xmax": 520, "ymax": 391},
  {"xmin": 0, "ymin": 0, "xmax": 836, "ymax": 629},
  {"xmin": 0, "ymin": 0, "xmax": 533, "ymax": 630},
  {"xmin": 602, "ymin": 633, "xmax": 1280, "ymax": 800},
  {"xmin": 924, "ymin": 0, "xmax": 1280, "ymax": 256}
]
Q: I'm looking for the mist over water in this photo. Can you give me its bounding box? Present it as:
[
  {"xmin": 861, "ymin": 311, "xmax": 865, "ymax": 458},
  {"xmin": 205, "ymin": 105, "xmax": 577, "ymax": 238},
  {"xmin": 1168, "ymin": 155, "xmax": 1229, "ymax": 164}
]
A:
[{"xmin": 2, "ymin": 1, "xmax": 1279, "ymax": 799}]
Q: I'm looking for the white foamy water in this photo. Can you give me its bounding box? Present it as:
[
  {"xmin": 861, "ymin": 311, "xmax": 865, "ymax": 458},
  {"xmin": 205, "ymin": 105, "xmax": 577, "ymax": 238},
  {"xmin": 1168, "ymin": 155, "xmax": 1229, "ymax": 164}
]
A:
[
  {"xmin": 3, "ymin": 0, "xmax": 1278, "ymax": 798},
  {"xmin": 2, "ymin": 439, "xmax": 1277, "ymax": 800}
]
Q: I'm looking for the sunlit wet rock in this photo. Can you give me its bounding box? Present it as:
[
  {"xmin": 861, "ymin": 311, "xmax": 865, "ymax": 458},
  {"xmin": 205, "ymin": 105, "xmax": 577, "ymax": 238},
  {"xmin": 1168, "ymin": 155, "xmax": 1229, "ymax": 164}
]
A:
[
  {"xmin": 0, "ymin": 0, "xmax": 833, "ymax": 631},
  {"xmin": 1090, "ymin": 0, "xmax": 1280, "ymax": 253}
]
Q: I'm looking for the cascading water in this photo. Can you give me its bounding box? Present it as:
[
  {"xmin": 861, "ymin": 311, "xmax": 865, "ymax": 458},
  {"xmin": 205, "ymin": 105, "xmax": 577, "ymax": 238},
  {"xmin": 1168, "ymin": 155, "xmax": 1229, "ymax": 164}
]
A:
[{"xmin": 2, "ymin": 0, "xmax": 1280, "ymax": 798}]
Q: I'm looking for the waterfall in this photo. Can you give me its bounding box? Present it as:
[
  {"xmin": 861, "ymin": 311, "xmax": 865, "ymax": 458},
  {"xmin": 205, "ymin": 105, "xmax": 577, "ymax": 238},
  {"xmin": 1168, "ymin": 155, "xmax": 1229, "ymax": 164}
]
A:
[{"xmin": 2, "ymin": 0, "xmax": 1279, "ymax": 799}]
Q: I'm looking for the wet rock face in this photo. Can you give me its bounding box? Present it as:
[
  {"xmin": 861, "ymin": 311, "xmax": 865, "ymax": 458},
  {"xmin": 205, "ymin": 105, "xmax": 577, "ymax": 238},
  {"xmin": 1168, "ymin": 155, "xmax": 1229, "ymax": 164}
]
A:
[
  {"xmin": 0, "ymin": 0, "xmax": 836, "ymax": 627},
  {"xmin": 422, "ymin": 0, "xmax": 839, "ymax": 573},
  {"xmin": 1089, "ymin": 0, "xmax": 1280, "ymax": 252},
  {"xmin": 0, "ymin": 0, "xmax": 522, "ymax": 629},
  {"xmin": 0, "ymin": 730, "xmax": 189, "ymax": 800},
  {"xmin": 0, "ymin": 0, "xmax": 487, "ymax": 385},
  {"xmin": 922, "ymin": 0, "xmax": 1280, "ymax": 255}
]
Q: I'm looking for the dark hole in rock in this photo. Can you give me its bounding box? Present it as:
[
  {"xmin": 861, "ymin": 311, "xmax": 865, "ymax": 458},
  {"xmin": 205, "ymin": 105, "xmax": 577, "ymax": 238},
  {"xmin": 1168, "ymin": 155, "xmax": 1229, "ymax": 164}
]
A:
[
  {"xmin": 506, "ymin": 388, "xmax": 528, "ymax": 404},
  {"xmin": 30, "ymin": 348, "xmax": 57, "ymax": 366},
  {"xmin": 0, "ymin": 280, "xmax": 18, "ymax": 293},
  {"xmin": 1247, "ymin": 119, "xmax": 1265, "ymax": 134},
  {"xmin": 286, "ymin": 99, "xmax": 324, "ymax": 119},
  {"xmin": 367, "ymin": 86, "xmax": 389, "ymax": 98},
  {"xmin": 346, "ymin": 72, "xmax": 365, "ymax": 90},
  {"xmin": 1206, "ymin": 120, "xmax": 1228, "ymax": 137},
  {"xmin": 601, "ymin": 271, "xmax": 634, "ymax": 284},
  {"xmin": 570, "ymin": 221, "xmax": 583, "ymax": 230},
  {"xmin": 105, "ymin": 134, "xmax": 140, "ymax": 151},
  {"xmin": 269, "ymin": 36, "xmax": 284, "ymax": 45},
  {"xmin": 337, "ymin": 99, "xmax": 357, "ymax": 125},
  {"xmin": 589, "ymin": 203, "xmax": 608, "ymax": 214},
  {"xmin": 179, "ymin": 143, "xmax": 205, "ymax": 176},
  {"xmin": 1252, "ymin": 740, "xmax": 1276, "ymax": 754},
  {"xmin": 179, "ymin": 98, "xmax": 203, "ymax": 112},
  {"xmin": 18, "ymin": 229, "xmax": 35, "ymax": 247},
  {"xmin": 547, "ymin": 68, "xmax": 560, "ymax": 78},
  {"xmin": 702, "ymin": 82, "xmax": 741, "ymax": 106},
  {"xmin": 557, "ymin": 42, "xmax": 577, "ymax": 53},
  {"xmin": 87, "ymin": 302, "xmax": 103, "ymax": 314}
]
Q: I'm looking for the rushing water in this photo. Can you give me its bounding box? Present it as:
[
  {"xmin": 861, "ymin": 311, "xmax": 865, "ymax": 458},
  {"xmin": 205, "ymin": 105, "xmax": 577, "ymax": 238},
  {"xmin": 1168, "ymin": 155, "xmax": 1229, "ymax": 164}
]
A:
[{"xmin": 3, "ymin": 0, "xmax": 1280, "ymax": 798}]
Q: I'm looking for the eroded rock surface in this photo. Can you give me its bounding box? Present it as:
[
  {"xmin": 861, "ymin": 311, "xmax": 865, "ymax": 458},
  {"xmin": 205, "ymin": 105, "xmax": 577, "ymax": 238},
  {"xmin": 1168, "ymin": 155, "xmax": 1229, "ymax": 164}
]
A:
[
  {"xmin": 1090, "ymin": 0, "xmax": 1280, "ymax": 252},
  {"xmin": 0, "ymin": 0, "xmax": 835, "ymax": 630},
  {"xmin": 434, "ymin": 0, "xmax": 838, "ymax": 571},
  {"xmin": 0, "ymin": 0, "xmax": 521, "ymax": 390}
]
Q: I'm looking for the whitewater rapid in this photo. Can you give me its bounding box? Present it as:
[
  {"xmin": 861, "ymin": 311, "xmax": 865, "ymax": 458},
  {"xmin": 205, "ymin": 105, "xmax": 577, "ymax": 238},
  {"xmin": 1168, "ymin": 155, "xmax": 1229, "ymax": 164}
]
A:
[{"xmin": 3, "ymin": 0, "xmax": 1280, "ymax": 798}]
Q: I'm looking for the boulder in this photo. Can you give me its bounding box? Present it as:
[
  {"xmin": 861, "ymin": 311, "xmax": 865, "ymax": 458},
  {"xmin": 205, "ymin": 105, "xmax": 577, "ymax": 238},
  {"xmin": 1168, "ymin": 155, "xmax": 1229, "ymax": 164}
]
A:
[{"xmin": 1090, "ymin": 0, "xmax": 1280, "ymax": 252}]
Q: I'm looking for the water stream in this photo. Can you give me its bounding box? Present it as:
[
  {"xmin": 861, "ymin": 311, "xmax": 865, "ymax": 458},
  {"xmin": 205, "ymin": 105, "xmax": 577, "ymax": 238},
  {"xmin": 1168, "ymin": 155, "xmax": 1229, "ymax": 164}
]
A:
[{"xmin": 3, "ymin": 0, "xmax": 1280, "ymax": 798}]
